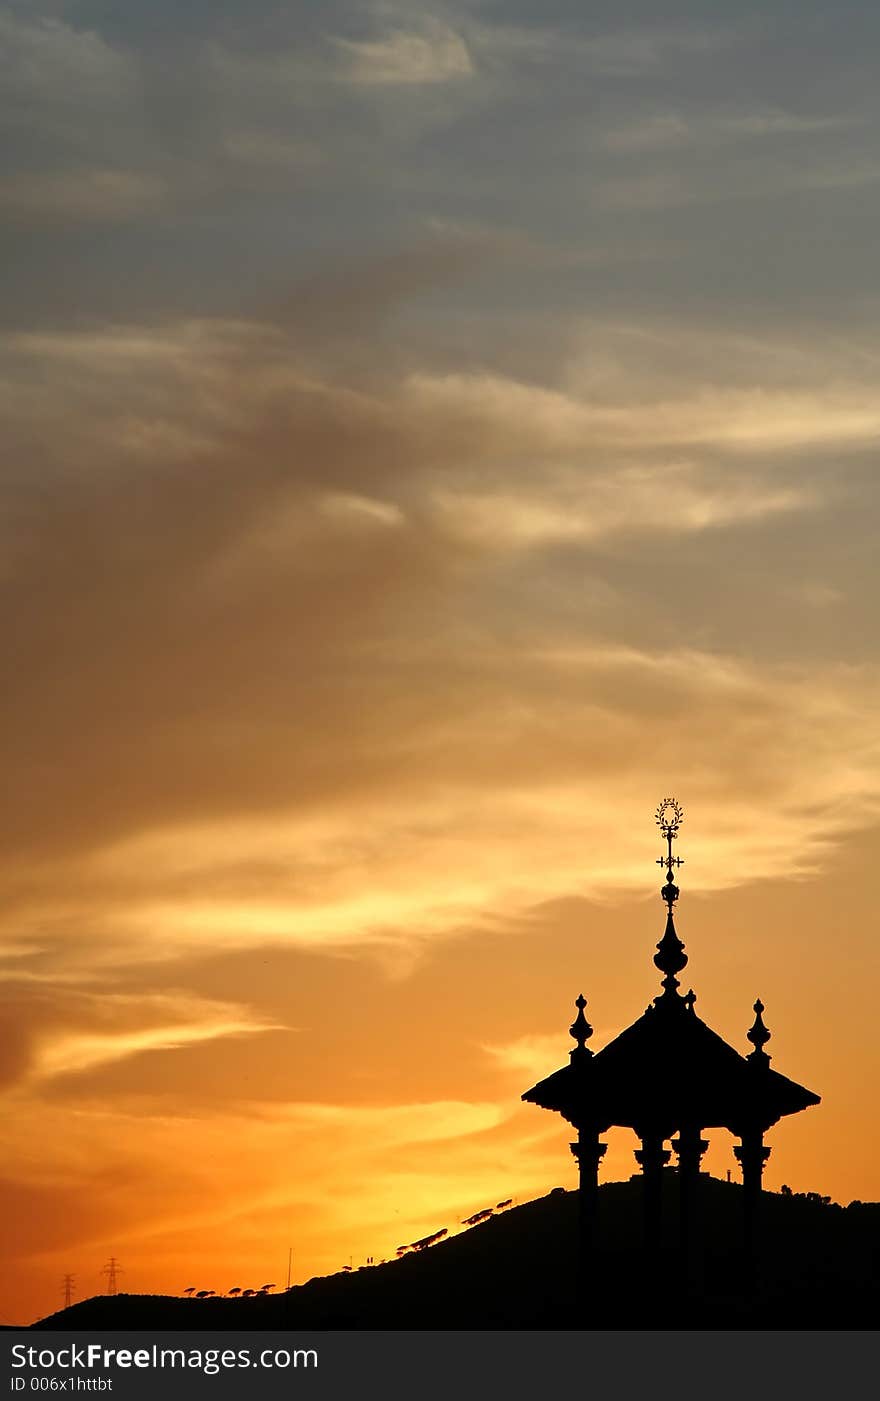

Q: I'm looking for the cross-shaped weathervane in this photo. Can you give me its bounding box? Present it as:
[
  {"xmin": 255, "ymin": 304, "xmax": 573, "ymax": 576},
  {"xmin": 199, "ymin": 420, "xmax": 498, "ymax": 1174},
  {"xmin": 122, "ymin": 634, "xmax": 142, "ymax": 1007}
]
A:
[{"xmin": 655, "ymin": 797, "xmax": 685, "ymax": 880}]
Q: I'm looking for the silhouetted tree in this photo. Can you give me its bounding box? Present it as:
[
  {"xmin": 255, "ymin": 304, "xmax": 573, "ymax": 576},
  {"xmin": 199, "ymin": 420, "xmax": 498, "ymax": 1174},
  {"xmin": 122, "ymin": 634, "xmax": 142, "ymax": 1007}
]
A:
[
  {"xmin": 410, "ymin": 1229, "xmax": 448, "ymax": 1252},
  {"xmin": 462, "ymin": 1208, "xmax": 494, "ymax": 1227}
]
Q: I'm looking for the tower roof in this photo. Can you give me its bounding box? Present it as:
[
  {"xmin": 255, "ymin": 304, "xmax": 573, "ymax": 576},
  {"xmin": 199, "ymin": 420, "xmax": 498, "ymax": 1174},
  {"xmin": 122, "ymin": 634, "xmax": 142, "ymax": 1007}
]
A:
[
  {"xmin": 522, "ymin": 801, "xmax": 820, "ymax": 1136},
  {"xmin": 523, "ymin": 992, "xmax": 819, "ymax": 1134}
]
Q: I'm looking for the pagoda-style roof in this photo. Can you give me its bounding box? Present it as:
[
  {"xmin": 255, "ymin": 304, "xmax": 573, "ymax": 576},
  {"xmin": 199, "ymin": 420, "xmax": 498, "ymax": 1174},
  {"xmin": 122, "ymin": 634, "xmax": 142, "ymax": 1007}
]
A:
[
  {"xmin": 523, "ymin": 992, "xmax": 819, "ymax": 1136},
  {"xmin": 523, "ymin": 799, "xmax": 820, "ymax": 1138}
]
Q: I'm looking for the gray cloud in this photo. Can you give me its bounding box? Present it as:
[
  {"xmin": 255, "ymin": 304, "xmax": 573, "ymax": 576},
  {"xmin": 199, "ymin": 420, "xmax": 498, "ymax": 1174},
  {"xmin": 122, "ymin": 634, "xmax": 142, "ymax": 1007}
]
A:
[{"xmin": 2, "ymin": 284, "xmax": 880, "ymax": 992}]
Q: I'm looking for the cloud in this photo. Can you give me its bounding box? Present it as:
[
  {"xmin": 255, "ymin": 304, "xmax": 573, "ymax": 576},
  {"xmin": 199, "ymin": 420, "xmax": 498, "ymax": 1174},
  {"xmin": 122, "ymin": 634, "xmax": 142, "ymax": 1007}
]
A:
[
  {"xmin": 222, "ymin": 131, "xmax": 322, "ymax": 170},
  {"xmin": 575, "ymin": 26, "xmax": 731, "ymax": 77},
  {"xmin": 275, "ymin": 1098, "xmax": 506, "ymax": 1145},
  {"xmin": 33, "ymin": 1008, "xmax": 277, "ymax": 1081},
  {"xmin": 0, "ymin": 169, "xmax": 166, "ymax": 224},
  {"xmin": 0, "ymin": 985, "xmax": 279, "ymax": 1089},
  {"xmin": 334, "ymin": 20, "xmax": 473, "ymax": 86},
  {"xmin": 0, "ymin": 8, "xmax": 163, "ymax": 229},
  {"xmin": 720, "ymin": 111, "xmax": 854, "ymax": 138},
  {"xmin": 599, "ymin": 108, "xmax": 854, "ymax": 153},
  {"xmin": 404, "ymin": 369, "xmax": 880, "ymax": 456},
  {"xmin": 0, "ymin": 10, "xmax": 133, "ymax": 111},
  {"xmin": 4, "ymin": 637, "xmax": 878, "ymax": 977},
  {"xmin": 470, "ymin": 19, "xmax": 732, "ymax": 79},
  {"xmin": 428, "ymin": 469, "xmax": 811, "ymax": 549},
  {"xmin": 784, "ymin": 581, "xmax": 844, "ymax": 610},
  {"xmin": 600, "ymin": 113, "xmax": 692, "ymax": 153},
  {"xmin": 596, "ymin": 151, "xmax": 880, "ymax": 211},
  {"xmin": 1, "ymin": 306, "xmax": 879, "ymax": 986},
  {"xmin": 483, "ymin": 1032, "xmax": 588, "ymax": 1082}
]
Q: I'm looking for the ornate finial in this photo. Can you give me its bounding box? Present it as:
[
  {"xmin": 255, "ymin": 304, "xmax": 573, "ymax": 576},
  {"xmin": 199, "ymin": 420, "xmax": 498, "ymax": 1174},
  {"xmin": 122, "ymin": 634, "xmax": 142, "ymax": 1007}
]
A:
[
  {"xmin": 655, "ymin": 796, "xmax": 684, "ymax": 842},
  {"xmin": 569, "ymin": 993, "xmax": 593, "ymax": 1060},
  {"xmin": 655, "ymin": 797, "xmax": 684, "ymax": 911},
  {"xmin": 746, "ymin": 997, "xmax": 771, "ymax": 1064},
  {"xmin": 684, "ymin": 989, "xmax": 697, "ymax": 1014},
  {"xmin": 653, "ymin": 798, "xmax": 687, "ymax": 997}
]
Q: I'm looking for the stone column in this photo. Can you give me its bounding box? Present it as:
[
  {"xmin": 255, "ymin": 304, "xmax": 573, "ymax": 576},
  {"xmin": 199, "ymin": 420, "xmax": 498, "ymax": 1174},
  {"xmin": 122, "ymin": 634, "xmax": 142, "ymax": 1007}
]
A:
[
  {"xmin": 570, "ymin": 1128, "xmax": 607, "ymax": 1310},
  {"xmin": 734, "ymin": 1129, "xmax": 771, "ymax": 1290},
  {"xmin": 634, "ymin": 1133, "xmax": 671, "ymax": 1252},
  {"xmin": 671, "ymin": 1125, "xmax": 709, "ymax": 1293}
]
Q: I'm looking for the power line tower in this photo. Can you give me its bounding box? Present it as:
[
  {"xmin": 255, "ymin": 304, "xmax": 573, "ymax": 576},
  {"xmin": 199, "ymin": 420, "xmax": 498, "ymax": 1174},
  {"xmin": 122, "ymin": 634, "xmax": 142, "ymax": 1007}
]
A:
[
  {"xmin": 102, "ymin": 1257, "xmax": 123, "ymax": 1296},
  {"xmin": 61, "ymin": 1275, "xmax": 75, "ymax": 1309}
]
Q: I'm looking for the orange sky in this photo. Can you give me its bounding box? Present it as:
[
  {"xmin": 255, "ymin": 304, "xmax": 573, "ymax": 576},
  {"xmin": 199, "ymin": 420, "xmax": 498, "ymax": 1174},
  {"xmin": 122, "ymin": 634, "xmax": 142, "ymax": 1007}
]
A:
[{"xmin": 2, "ymin": 0, "xmax": 880, "ymax": 1325}]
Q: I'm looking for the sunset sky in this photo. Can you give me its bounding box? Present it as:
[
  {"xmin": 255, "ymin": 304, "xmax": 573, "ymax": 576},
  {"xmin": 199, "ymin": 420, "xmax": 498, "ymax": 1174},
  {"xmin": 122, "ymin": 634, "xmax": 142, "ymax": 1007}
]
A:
[{"xmin": 2, "ymin": 0, "xmax": 880, "ymax": 1325}]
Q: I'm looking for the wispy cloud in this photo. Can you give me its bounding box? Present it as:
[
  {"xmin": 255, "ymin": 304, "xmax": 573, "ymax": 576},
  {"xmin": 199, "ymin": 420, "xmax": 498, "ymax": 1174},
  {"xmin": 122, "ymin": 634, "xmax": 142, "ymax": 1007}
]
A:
[
  {"xmin": 0, "ymin": 10, "xmax": 134, "ymax": 111},
  {"xmin": 334, "ymin": 20, "xmax": 473, "ymax": 86},
  {"xmin": 2, "ymin": 988, "xmax": 281, "ymax": 1087},
  {"xmin": 428, "ymin": 470, "xmax": 812, "ymax": 548},
  {"xmin": 406, "ymin": 369, "xmax": 880, "ymax": 456},
  {"xmin": 599, "ymin": 108, "xmax": 854, "ymax": 153},
  {"xmin": 483, "ymin": 1032, "xmax": 582, "ymax": 1081},
  {"xmin": 34, "ymin": 1009, "xmax": 276, "ymax": 1081},
  {"xmin": 468, "ymin": 19, "xmax": 733, "ymax": 78},
  {"xmin": 2, "ymin": 311, "xmax": 879, "ymax": 984},
  {"xmin": 0, "ymin": 169, "xmax": 166, "ymax": 224},
  {"xmin": 597, "ymin": 153, "xmax": 880, "ymax": 211}
]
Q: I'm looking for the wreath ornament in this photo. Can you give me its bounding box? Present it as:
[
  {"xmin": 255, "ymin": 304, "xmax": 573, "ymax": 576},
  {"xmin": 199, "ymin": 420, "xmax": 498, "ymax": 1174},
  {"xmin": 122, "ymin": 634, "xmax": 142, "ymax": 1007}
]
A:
[{"xmin": 655, "ymin": 797, "xmax": 684, "ymax": 840}]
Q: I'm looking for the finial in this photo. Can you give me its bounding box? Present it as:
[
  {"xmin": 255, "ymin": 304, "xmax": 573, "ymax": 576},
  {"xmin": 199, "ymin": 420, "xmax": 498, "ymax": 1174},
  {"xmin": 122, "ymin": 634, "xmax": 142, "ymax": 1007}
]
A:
[
  {"xmin": 569, "ymin": 993, "xmax": 593, "ymax": 1060},
  {"xmin": 653, "ymin": 798, "xmax": 687, "ymax": 997},
  {"xmin": 746, "ymin": 997, "xmax": 771, "ymax": 1065},
  {"xmin": 655, "ymin": 797, "xmax": 684, "ymax": 911}
]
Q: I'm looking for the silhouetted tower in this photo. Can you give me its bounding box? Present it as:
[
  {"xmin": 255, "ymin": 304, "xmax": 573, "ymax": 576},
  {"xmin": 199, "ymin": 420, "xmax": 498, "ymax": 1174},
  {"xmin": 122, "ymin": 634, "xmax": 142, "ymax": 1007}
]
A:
[
  {"xmin": 61, "ymin": 1275, "xmax": 75, "ymax": 1309},
  {"xmin": 522, "ymin": 799, "xmax": 820, "ymax": 1308},
  {"xmin": 102, "ymin": 1257, "xmax": 123, "ymax": 1296}
]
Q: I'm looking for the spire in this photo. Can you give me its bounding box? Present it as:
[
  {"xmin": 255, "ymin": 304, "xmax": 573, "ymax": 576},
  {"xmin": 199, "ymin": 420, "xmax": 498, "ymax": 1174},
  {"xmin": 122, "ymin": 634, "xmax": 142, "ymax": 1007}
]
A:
[
  {"xmin": 746, "ymin": 998, "xmax": 771, "ymax": 1066},
  {"xmin": 569, "ymin": 992, "xmax": 594, "ymax": 1063},
  {"xmin": 653, "ymin": 797, "xmax": 687, "ymax": 998}
]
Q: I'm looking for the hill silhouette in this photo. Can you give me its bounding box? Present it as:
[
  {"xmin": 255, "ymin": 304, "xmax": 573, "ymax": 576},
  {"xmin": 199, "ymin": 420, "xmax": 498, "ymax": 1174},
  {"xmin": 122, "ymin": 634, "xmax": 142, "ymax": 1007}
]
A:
[{"xmin": 32, "ymin": 1175, "xmax": 880, "ymax": 1330}]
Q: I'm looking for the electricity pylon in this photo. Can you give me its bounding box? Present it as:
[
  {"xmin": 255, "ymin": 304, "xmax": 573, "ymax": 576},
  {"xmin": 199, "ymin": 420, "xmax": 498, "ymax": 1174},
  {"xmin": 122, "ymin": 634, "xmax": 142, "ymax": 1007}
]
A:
[{"xmin": 102, "ymin": 1257, "xmax": 123, "ymax": 1295}]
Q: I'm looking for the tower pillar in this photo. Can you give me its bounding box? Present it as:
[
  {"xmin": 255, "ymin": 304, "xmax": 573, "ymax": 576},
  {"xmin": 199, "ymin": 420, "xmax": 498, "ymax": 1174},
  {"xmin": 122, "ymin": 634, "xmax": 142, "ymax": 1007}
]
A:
[
  {"xmin": 672, "ymin": 1124, "xmax": 709, "ymax": 1291},
  {"xmin": 634, "ymin": 1133, "xmax": 671, "ymax": 1251},
  {"xmin": 734, "ymin": 1129, "xmax": 771, "ymax": 1273},
  {"xmin": 570, "ymin": 1127, "xmax": 607, "ymax": 1311}
]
